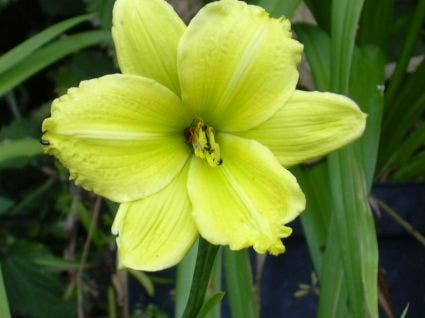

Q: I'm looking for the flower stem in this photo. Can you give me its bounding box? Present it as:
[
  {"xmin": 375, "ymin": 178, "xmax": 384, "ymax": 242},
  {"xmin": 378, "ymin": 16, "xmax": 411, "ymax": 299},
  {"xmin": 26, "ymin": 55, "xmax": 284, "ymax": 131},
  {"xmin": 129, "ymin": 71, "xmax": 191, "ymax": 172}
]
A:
[{"xmin": 181, "ymin": 238, "xmax": 219, "ymax": 318}]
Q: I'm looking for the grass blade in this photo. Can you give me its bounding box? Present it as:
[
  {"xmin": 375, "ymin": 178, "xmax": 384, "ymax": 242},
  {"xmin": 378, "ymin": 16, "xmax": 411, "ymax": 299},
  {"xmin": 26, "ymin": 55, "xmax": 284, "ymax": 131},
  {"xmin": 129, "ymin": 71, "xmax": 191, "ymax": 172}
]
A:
[
  {"xmin": 327, "ymin": 149, "xmax": 378, "ymax": 317},
  {"xmin": 0, "ymin": 138, "xmax": 43, "ymax": 168},
  {"xmin": 303, "ymin": 0, "xmax": 332, "ymax": 33},
  {"xmin": 326, "ymin": 1, "xmax": 379, "ymax": 317},
  {"xmin": 379, "ymin": 60, "xmax": 425, "ymax": 171},
  {"xmin": 0, "ymin": 30, "xmax": 111, "ymax": 97},
  {"xmin": 350, "ymin": 46, "xmax": 385, "ymax": 189},
  {"xmin": 318, "ymin": 216, "xmax": 347, "ymax": 318},
  {"xmin": 357, "ymin": 0, "xmax": 396, "ymax": 50},
  {"xmin": 198, "ymin": 292, "xmax": 225, "ymax": 318},
  {"xmin": 223, "ymin": 249, "xmax": 258, "ymax": 318},
  {"xmin": 385, "ymin": 0, "xmax": 425, "ymax": 106},
  {"xmin": 330, "ymin": 0, "xmax": 365, "ymax": 93},
  {"xmin": 391, "ymin": 152, "xmax": 425, "ymax": 181},
  {"xmin": 203, "ymin": 249, "xmax": 222, "ymax": 318},
  {"xmin": 293, "ymin": 23, "xmax": 331, "ymax": 90},
  {"xmin": 293, "ymin": 164, "xmax": 331, "ymax": 277},
  {"xmin": 0, "ymin": 264, "xmax": 11, "ymax": 318},
  {"xmin": 0, "ymin": 14, "xmax": 92, "ymax": 74},
  {"xmin": 181, "ymin": 238, "xmax": 219, "ymax": 318},
  {"xmin": 381, "ymin": 122, "xmax": 425, "ymax": 175},
  {"xmin": 175, "ymin": 241, "xmax": 198, "ymax": 318}
]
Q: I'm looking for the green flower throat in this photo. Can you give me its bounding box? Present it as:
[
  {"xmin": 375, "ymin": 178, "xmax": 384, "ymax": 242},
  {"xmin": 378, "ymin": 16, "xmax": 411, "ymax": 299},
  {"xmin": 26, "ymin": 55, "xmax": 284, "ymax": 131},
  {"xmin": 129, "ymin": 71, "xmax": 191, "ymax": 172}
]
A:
[{"xmin": 185, "ymin": 118, "xmax": 222, "ymax": 167}]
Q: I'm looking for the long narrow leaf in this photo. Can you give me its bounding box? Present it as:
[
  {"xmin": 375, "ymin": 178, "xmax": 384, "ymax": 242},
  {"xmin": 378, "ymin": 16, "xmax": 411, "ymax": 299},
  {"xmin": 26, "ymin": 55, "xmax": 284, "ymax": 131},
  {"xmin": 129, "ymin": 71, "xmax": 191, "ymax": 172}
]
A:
[
  {"xmin": 327, "ymin": 1, "xmax": 379, "ymax": 317},
  {"xmin": 223, "ymin": 249, "xmax": 258, "ymax": 318},
  {"xmin": 327, "ymin": 148, "xmax": 378, "ymax": 317},
  {"xmin": 0, "ymin": 14, "xmax": 92, "ymax": 74},
  {"xmin": 318, "ymin": 216, "xmax": 347, "ymax": 318},
  {"xmin": 0, "ymin": 138, "xmax": 43, "ymax": 168},
  {"xmin": 204, "ymin": 249, "xmax": 222, "ymax": 318},
  {"xmin": 385, "ymin": 0, "xmax": 425, "ymax": 105},
  {"xmin": 383, "ymin": 122, "xmax": 425, "ymax": 174},
  {"xmin": 175, "ymin": 241, "xmax": 198, "ymax": 318},
  {"xmin": 350, "ymin": 46, "xmax": 385, "ymax": 190},
  {"xmin": 291, "ymin": 23, "xmax": 347, "ymax": 315},
  {"xmin": 181, "ymin": 239, "xmax": 219, "ymax": 318},
  {"xmin": 0, "ymin": 264, "xmax": 11, "ymax": 318},
  {"xmin": 303, "ymin": 0, "xmax": 332, "ymax": 33},
  {"xmin": 294, "ymin": 164, "xmax": 331, "ymax": 277},
  {"xmin": 0, "ymin": 30, "xmax": 111, "ymax": 97},
  {"xmin": 391, "ymin": 152, "xmax": 425, "ymax": 181},
  {"xmin": 357, "ymin": 0, "xmax": 396, "ymax": 50},
  {"xmin": 330, "ymin": 0, "xmax": 365, "ymax": 93},
  {"xmin": 293, "ymin": 24, "xmax": 331, "ymax": 90}
]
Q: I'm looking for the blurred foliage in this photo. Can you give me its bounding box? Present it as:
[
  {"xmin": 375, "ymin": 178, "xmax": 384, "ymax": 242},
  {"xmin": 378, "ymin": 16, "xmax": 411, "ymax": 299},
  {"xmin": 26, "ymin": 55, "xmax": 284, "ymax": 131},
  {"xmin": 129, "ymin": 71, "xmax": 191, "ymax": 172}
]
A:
[{"xmin": 0, "ymin": 0, "xmax": 424, "ymax": 317}]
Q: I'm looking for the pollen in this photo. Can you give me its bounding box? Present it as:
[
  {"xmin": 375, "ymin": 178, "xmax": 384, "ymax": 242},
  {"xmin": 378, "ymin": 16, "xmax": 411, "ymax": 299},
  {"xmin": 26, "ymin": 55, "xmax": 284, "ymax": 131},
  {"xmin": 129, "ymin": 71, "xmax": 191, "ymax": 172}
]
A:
[{"xmin": 185, "ymin": 118, "xmax": 222, "ymax": 167}]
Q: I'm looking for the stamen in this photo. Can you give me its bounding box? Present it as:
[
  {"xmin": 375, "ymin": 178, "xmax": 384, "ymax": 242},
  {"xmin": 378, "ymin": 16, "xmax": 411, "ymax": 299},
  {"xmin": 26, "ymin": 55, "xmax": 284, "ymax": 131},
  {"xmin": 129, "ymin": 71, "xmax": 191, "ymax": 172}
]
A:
[{"xmin": 185, "ymin": 118, "xmax": 222, "ymax": 167}]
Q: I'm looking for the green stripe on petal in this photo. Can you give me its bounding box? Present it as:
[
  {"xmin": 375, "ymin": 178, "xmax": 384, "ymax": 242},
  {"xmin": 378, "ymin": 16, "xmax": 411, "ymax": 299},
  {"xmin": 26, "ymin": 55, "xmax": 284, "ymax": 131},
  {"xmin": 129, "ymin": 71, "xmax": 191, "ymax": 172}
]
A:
[
  {"xmin": 178, "ymin": 0, "xmax": 303, "ymax": 132},
  {"xmin": 187, "ymin": 133, "xmax": 305, "ymax": 255},
  {"xmin": 42, "ymin": 74, "xmax": 191, "ymax": 203},
  {"xmin": 112, "ymin": 164, "xmax": 198, "ymax": 271},
  {"xmin": 112, "ymin": 0, "xmax": 185, "ymax": 95},
  {"xmin": 237, "ymin": 90, "xmax": 366, "ymax": 167}
]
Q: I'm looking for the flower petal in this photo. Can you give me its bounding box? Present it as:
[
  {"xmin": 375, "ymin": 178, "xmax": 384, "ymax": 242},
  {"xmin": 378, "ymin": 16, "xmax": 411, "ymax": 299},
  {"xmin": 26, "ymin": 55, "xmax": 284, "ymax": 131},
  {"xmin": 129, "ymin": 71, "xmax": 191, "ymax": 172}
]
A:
[
  {"xmin": 178, "ymin": 0, "xmax": 303, "ymax": 132},
  {"xmin": 187, "ymin": 133, "xmax": 305, "ymax": 254},
  {"xmin": 112, "ymin": 0, "xmax": 185, "ymax": 94},
  {"xmin": 42, "ymin": 74, "xmax": 191, "ymax": 202},
  {"xmin": 112, "ymin": 164, "xmax": 197, "ymax": 271},
  {"xmin": 237, "ymin": 90, "xmax": 367, "ymax": 166}
]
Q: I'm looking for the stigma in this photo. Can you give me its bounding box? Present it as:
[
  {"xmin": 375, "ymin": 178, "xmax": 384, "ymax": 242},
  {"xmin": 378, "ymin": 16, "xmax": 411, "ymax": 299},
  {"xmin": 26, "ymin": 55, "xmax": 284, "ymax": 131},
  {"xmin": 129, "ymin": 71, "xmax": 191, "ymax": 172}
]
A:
[{"xmin": 185, "ymin": 118, "xmax": 222, "ymax": 167}]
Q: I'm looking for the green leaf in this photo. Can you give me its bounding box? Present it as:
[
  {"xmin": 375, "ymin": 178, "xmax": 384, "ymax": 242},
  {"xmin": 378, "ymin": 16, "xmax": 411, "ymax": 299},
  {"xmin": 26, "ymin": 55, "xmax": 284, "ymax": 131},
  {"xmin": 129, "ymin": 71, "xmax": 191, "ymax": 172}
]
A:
[
  {"xmin": 1, "ymin": 248, "xmax": 76, "ymax": 318},
  {"xmin": 0, "ymin": 139, "xmax": 43, "ymax": 169},
  {"xmin": 380, "ymin": 60, "xmax": 425, "ymax": 171},
  {"xmin": 0, "ymin": 118, "xmax": 39, "ymax": 140},
  {"xmin": 203, "ymin": 249, "xmax": 222, "ymax": 318},
  {"xmin": 330, "ymin": 0, "xmax": 365, "ymax": 93},
  {"xmin": 31, "ymin": 255, "xmax": 82, "ymax": 270},
  {"xmin": 385, "ymin": 0, "xmax": 425, "ymax": 106},
  {"xmin": 400, "ymin": 303, "xmax": 410, "ymax": 318},
  {"xmin": 318, "ymin": 218, "xmax": 347, "ymax": 318},
  {"xmin": 181, "ymin": 238, "xmax": 219, "ymax": 318},
  {"xmin": 327, "ymin": 148, "xmax": 378, "ymax": 318},
  {"xmin": 357, "ymin": 0, "xmax": 396, "ymax": 50},
  {"xmin": 0, "ymin": 30, "xmax": 111, "ymax": 97},
  {"xmin": 303, "ymin": 0, "xmax": 332, "ymax": 32},
  {"xmin": 0, "ymin": 264, "xmax": 11, "ymax": 318},
  {"xmin": 293, "ymin": 23, "xmax": 331, "ymax": 90},
  {"xmin": 175, "ymin": 241, "xmax": 198, "ymax": 318},
  {"xmin": 325, "ymin": 1, "xmax": 379, "ymax": 317},
  {"xmin": 382, "ymin": 122, "xmax": 425, "ymax": 174},
  {"xmin": 292, "ymin": 21, "xmax": 348, "ymax": 316},
  {"xmin": 128, "ymin": 269, "xmax": 155, "ymax": 297},
  {"xmin": 293, "ymin": 164, "xmax": 332, "ymax": 277},
  {"xmin": 349, "ymin": 46, "xmax": 385, "ymax": 190},
  {"xmin": 255, "ymin": 0, "xmax": 302, "ymax": 19},
  {"xmin": 197, "ymin": 292, "xmax": 225, "ymax": 318},
  {"xmin": 391, "ymin": 152, "xmax": 425, "ymax": 181},
  {"xmin": 223, "ymin": 249, "xmax": 258, "ymax": 318},
  {"xmin": 0, "ymin": 14, "xmax": 92, "ymax": 74}
]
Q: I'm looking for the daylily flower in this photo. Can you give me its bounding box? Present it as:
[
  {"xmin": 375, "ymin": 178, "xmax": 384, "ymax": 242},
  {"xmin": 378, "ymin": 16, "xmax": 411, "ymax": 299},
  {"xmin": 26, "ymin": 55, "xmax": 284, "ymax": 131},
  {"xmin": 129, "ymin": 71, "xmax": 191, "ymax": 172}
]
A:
[{"xmin": 42, "ymin": 0, "xmax": 366, "ymax": 271}]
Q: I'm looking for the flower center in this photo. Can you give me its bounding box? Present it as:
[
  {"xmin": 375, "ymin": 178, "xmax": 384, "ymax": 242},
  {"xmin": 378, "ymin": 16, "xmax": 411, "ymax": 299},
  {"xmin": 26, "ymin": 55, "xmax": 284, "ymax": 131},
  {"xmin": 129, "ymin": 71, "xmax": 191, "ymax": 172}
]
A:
[{"xmin": 185, "ymin": 118, "xmax": 222, "ymax": 167}]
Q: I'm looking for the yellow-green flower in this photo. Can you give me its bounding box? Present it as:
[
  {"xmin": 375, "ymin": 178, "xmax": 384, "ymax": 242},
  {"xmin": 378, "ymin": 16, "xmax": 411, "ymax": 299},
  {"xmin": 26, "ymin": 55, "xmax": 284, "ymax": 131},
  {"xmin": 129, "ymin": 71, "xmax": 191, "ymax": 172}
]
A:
[{"xmin": 42, "ymin": 0, "xmax": 366, "ymax": 271}]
